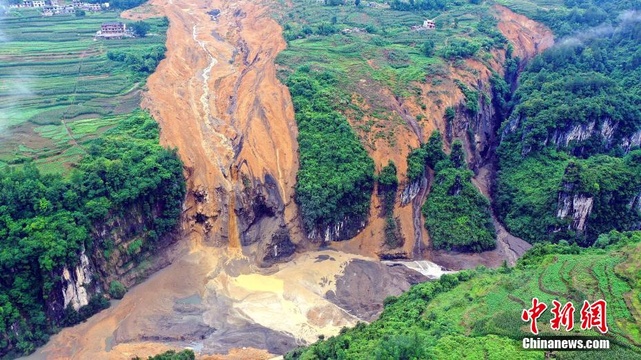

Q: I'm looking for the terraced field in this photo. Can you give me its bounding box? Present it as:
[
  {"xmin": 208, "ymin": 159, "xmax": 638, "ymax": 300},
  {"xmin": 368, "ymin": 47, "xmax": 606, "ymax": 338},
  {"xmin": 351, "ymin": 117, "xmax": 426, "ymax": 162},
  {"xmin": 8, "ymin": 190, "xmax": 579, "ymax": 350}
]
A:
[
  {"xmin": 0, "ymin": 10, "xmax": 166, "ymax": 173},
  {"xmin": 420, "ymin": 248, "xmax": 641, "ymax": 350}
]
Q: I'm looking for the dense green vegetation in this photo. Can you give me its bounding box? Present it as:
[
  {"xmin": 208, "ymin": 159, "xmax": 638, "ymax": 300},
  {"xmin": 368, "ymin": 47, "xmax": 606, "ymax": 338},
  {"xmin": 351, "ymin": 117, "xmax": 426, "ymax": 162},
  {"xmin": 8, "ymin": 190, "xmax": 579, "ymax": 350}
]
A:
[
  {"xmin": 378, "ymin": 161, "xmax": 402, "ymax": 247},
  {"xmin": 107, "ymin": 44, "xmax": 167, "ymax": 77},
  {"xmin": 287, "ymin": 69, "xmax": 375, "ymax": 237},
  {"xmin": 109, "ymin": 280, "xmax": 127, "ymax": 299},
  {"xmin": 498, "ymin": 0, "xmax": 641, "ymax": 37},
  {"xmin": 0, "ymin": 12, "xmax": 168, "ymax": 172},
  {"xmin": 420, "ymin": 133, "xmax": 496, "ymax": 251},
  {"xmin": 287, "ymin": 231, "xmax": 641, "ymax": 359},
  {"xmin": 425, "ymin": 165, "xmax": 496, "ymax": 251},
  {"xmin": 378, "ymin": 161, "xmax": 399, "ymax": 215},
  {"xmin": 402, "ymin": 131, "xmax": 495, "ymax": 251},
  {"xmin": 455, "ymin": 79, "xmax": 480, "ymax": 115},
  {"xmin": 389, "ymin": 0, "xmax": 448, "ymax": 12},
  {"xmin": 496, "ymin": 0, "xmax": 641, "ymax": 245},
  {"xmin": 129, "ymin": 20, "xmax": 152, "ymax": 38},
  {"xmin": 59, "ymin": 295, "xmax": 110, "ymax": 328},
  {"xmin": 0, "ymin": 112, "xmax": 185, "ymax": 358},
  {"xmin": 497, "ymin": 150, "xmax": 641, "ymax": 245},
  {"xmin": 389, "ymin": 0, "xmax": 486, "ymax": 12},
  {"xmin": 406, "ymin": 146, "xmax": 428, "ymax": 183},
  {"xmin": 134, "ymin": 349, "xmax": 196, "ymax": 360}
]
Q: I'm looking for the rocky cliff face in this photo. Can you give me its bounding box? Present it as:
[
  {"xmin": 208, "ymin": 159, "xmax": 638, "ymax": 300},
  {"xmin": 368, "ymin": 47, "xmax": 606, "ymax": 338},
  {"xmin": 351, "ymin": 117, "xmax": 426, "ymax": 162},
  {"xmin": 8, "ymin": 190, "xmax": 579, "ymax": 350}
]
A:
[
  {"xmin": 622, "ymin": 130, "xmax": 641, "ymax": 152},
  {"xmin": 547, "ymin": 119, "xmax": 641, "ymax": 155},
  {"xmin": 44, "ymin": 250, "xmax": 99, "ymax": 326},
  {"xmin": 446, "ymin": 81, "xmax": 497, "ymax": 172},
  {"xmin": 234, "ymin": 172, "xmax": 296, "ymax": 265},
  {"xmin": 555, "ymin": 164, "xmax": 594, "ymax": 234},
  {"xmin": 61, "ymin": 251, "xmax": 94, "ymax": 311},
  {"xmin": 630, "ymin": 191, "xmax": 641, "ymax": 213},
  {"xmin": 550, "ymin": 121, "xmax": 596, "ymax": 148},
  {"xmin": 44, "ymin": 201, "xmax": 182, "ymax": 322},
  {"xmin": 307, "ymin": 218, "xmax": 368, "ymax": 243},
  {"xmin": 401, "ymin": 178, "xmax": 422, "ymax": 206},
  {"xmin": 505, "ymin": 110, "xmax": 641, "ymax": 157},
  {"xmin": 629, "ymin": 191, "xmax": 641, "ymax": 230},
  {"xmin": 556, "ymin": 191, "xmax": 594, "ymax": 233}
]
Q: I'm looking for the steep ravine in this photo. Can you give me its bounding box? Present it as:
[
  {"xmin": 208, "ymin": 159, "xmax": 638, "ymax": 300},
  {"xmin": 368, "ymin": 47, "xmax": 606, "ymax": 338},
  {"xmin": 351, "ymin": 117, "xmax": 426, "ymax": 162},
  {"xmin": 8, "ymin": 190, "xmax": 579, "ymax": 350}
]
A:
[
  {"xmin": 23, "ymin": 2, "xmax": 558, "ymax": 359},
  {"xmin": 396, "ymin": 5, "xmax": 551, "ymax": 268},
  {"xmin": 426, "ymin": 5, "xmax": 554, "ymax": 269},
  {"xmin": 337, "ymin": 4, "xmax": 554, "ymax": 263},
  {"xmin": 21, "ymin": 1, "xmax": 430, "ymax": 359}
]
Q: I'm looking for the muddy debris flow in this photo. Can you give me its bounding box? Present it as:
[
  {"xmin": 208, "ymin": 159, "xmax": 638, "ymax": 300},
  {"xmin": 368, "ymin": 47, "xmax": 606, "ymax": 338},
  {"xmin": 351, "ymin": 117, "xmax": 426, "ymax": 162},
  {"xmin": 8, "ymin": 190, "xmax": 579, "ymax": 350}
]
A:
[
  {"xmin": 21, "ymin": 1, "xmax": 556, "ymax": 359},
  {"xmin": 21, "ymin": 0, "xmax": 437, "ymax": 358},
  {"xmin": 25, "ymin": 247, "xmax": 435, "ymax": 359}
]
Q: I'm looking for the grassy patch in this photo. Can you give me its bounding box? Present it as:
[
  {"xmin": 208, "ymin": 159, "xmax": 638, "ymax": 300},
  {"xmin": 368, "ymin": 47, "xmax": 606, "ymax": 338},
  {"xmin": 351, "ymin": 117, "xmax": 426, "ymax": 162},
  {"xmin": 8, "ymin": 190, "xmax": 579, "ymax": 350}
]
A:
[
  {"xmin": 275, "ymin": 0, "xmax": 507, "ymax": 150},
  {"xmin": 0, "ymin": 11, "xmax": 167, "ymax": 172}
]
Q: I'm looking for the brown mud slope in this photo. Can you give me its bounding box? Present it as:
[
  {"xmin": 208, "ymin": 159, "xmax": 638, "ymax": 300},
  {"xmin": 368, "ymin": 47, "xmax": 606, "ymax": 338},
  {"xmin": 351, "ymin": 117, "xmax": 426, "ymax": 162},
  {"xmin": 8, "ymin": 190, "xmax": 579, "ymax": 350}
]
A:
[
  {"xmin": 494, "ymin": 4, "xmax": 555, "ymax": 63},
  {"xmin": 136, "ymin": 0, "xmax": 302, "ymax": 263},
  {"xmin": 337, "ymin": 5, "xmax": 553, "ymax": 263}
]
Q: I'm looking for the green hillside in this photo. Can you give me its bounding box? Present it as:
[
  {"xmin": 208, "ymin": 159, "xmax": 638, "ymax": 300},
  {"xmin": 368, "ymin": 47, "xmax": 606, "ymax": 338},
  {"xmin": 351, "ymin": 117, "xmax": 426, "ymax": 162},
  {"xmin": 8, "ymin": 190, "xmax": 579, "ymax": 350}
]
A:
[
  {"xmin": 0, "ymin": 9, "xmax": 185, "ymax": 358},
  {"xmin": 287, "ymin": 231, "xmax": 641, "ymax": 359},
  {"xmin": 496, "ymin": 0, "xmax": 641, "ymax": 245},
  {"xmin": 0, "ymin": 112, "xmax": 185, "ymax": 357},
  {"xmin": 0, "ymin": 11, "xmax": 167, "ymax": 173}
]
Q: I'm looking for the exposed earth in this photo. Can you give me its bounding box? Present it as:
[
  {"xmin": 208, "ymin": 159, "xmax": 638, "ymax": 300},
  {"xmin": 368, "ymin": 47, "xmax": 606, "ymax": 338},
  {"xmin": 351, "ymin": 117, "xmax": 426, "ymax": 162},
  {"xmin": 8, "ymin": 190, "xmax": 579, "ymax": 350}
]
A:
[
  {"xmin": 135, "ymin": 0, "xmax": 303, "ymax": 260},
  {"xmin": 22, "ymin": 0, "xmax": 555, "ymax": 358},
  {"xmin": 24, "ymin": 244, "xmax": 428, "ymax": 359}
]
